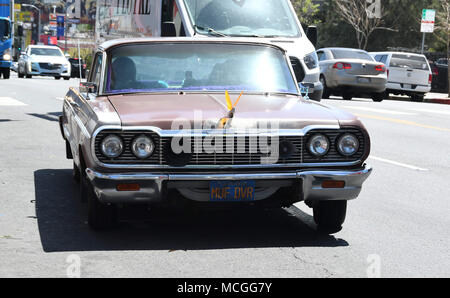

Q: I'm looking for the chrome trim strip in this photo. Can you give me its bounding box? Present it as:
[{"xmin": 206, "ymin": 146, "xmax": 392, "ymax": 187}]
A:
[
  {"xmin": 89, "ymin": 124, "xmax": 365, "ymax": 169},
  {"xmin": 86, "ymin": 166, "xmax": 371, "ymax": 181},
  {"xmin": 65, "ymin": 98, "xmax": 90, "ymax": 138}
]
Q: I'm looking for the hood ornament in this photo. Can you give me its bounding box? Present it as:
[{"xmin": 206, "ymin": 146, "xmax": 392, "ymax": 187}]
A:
[{"xmin": 218, "ymin": 91, "xmax": 243, "ymax": 129}]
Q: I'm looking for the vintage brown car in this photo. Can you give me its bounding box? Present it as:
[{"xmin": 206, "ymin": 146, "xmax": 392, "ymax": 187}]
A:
[{"xmin": 59, "ymin": 38, "xmax": 372, "ymax": 233}]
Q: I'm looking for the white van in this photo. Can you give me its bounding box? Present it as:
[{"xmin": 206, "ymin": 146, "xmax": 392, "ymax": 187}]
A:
[
  {"xmin": 95, "ymin": 0, "xmax": 323, "ymax": 101},
  {"xmin": 370, "ymin": 52, "xmax": 432, "ymax": 102}
]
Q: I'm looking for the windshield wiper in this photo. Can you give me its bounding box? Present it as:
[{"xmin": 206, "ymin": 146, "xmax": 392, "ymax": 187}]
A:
[{"xmin": 193, "ymin": 25, "xmax": 228, "ymax": 37}]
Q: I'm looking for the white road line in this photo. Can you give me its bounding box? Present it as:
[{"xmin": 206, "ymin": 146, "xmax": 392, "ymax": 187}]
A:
[
  {"xmin": 56, "ymin": 97, "xmax": 64, "ymax": 101},
  {"xmin": 408, "ymin": 108, "xmax": 450, "ymax": 116},
  {"xmin": 369, "ymin": 156, "xmax": 429, "ymax": 171},
  {"xmin": 0, "ymin": 97, "xmax": 27, "ymax": 106},
  {"xmin": 341, "ymin": 106, "xmax": 418, "ymax": 115}
]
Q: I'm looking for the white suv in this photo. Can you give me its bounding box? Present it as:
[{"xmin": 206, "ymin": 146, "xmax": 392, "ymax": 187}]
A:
[{"xmin": 370, "ymin": 52, "xmax": 432, "ymax": 102}]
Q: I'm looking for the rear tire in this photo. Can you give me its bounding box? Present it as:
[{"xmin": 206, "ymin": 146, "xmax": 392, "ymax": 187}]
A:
[
  {"xmin": 18, "ymin": 70, "xmax": 24, "ymax": 78},
  {"xmin": 320, "ymin": 76, "xmax": 330, "ymax": 99},
  {"xmin": 63, "ymin": 77, "xmax": 70, "ymax": 80},
  {"xmin": 342, "ymin": 93, "xmax": 352, "ymax": 101},
  {"xmin": 372, "ymin": 92, "xmax": 385, "ymax": 102},
  {"xmin": 55, "ymin": 76, "xmax": 61, "ymax": 80},
  {"xmin": 411, "ymin": 94, "xmax": 424, "ymax": 102},
  {"xmin": 81, "ymin": 174, "xmax": 117, "ymax": 230},
  {"xmin": 313, "ymin": 200, "xmax": 347, "ymax": 234}
]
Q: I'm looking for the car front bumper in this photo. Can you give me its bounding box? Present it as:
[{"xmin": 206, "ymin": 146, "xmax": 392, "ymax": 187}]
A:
[
  {"xmin": 29, "ymin": 64, "xmax": 70, "ymax": 77},
  {"xmin": 85, "ymin": 165, "xmax": 372, "ymax": 204}
]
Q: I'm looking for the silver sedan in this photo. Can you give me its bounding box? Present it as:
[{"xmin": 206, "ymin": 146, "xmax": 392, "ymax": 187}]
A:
[{"xmin": 317, "ymin": 48, "xmax": 387, "ymax": 101}]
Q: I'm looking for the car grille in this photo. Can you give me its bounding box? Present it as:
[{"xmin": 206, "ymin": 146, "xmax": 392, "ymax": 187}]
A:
[
  {"xmin": 39, "ymin": 63, "xmax": 61, "ymax": 70},
  {"xmin": 94, "ymin": 129, "xmax": 366, "ymax": 167}
]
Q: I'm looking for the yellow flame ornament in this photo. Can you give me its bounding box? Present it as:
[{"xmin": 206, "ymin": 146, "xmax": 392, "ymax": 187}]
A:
[{"xmin": 218, "ymin": 91, "xmax": 244, "ymax": 129}]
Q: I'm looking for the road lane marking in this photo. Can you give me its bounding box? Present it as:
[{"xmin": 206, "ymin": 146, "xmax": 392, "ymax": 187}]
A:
[
  {"xmin": 369, "ymin": 156, "xmax": 429, "ymax": 171},
  {"xmin": 342, "ymin": 106, "xmax": 417, "ymax": 115},
  {"xmin": 56, "ymin": 97, "xmax": 64, "ymax": 101},
  {"xmin": 408, "ymin": 108, "xmax": 450, "ymax": 116},
  {"xmin": 0, "ymin": 97, "xmax": 27, "ymax": 106},
  {"xmin": 354, "ymin": 113, "xmax": 450, "ymax": 132}
]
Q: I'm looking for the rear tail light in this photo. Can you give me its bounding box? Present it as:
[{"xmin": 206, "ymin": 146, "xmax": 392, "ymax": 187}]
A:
[
  {"xmin": 333, "ymin": 62, "xmax": 352, "ymax": 70},
  {"xmin": 429, "ymin": 74, "xmax": 432, "ymax": 84},
  {"xmin": 375, "ymin": 65, "xmax": 386, "ymax": 72},
  {"xmin": 387, "ymin": 69, "xmax": 389, "ymax": 78},
  {"xmin": 432, "ymin": 67, "xmax": 438, "ymax": 75}
]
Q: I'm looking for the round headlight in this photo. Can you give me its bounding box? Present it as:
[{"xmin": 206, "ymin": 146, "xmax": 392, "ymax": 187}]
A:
[
  {"xmin": 307, "ymin": 134, "xmax": 330, "ymax": 156},
  {"xmin": 101, "ymin": 135, "xmax": 123, "ymax": 158},
  {"xmin": 337, "ymin": 134, "xmax": 359, "ymax": 156},
  {"xmin": 131, "ymin": 135, "xmax": 155, "ymax": 159}
]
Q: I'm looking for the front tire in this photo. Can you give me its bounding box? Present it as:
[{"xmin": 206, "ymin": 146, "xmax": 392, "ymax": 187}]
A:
[
  {"xmin": 313, "ymin": 200, "xmax": 347, "ymax": 234},
  {"xmin": 55, "ymin": 76, "xmax": 61, "ymax": 80},
  {"xmin": 2, "ymin": 69, "xmax": 10, "ymax": 79},
  {"xmin": 342, "ymin": 93, "xmax": 352, "ymax": 101},
  {"xmin": 81, "ymin": 174, "xmax": 117, "ymax": 230}
]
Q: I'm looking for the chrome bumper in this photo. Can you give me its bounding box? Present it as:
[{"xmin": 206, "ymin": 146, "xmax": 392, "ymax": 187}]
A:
[{"xmin": 85, "ymin": 165, "xmax": 372, "ymax": 204}]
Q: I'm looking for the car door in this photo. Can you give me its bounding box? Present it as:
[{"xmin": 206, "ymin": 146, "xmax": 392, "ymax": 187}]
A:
[{"xmin": 388, "ymin": 53, "xmax": 431, "ymax": 87}]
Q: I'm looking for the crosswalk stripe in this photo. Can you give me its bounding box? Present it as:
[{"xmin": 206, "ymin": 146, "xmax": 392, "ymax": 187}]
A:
[{"xmin": 0, "ymin": 97, "xmax": 27, "ymax": 106}]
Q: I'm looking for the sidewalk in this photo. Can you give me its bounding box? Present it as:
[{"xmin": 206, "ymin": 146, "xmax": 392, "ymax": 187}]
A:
[{"xmin": 424, "ymin": 92, "xmax": 450, "ymax": 105}]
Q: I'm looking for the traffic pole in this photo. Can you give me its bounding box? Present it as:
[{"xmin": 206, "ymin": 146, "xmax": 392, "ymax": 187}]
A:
[{"xmin": 421, "ymin": 33, "xmax": 425, "ymax": 54}]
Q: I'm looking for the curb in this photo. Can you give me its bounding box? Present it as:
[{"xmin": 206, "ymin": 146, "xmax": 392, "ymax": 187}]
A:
[{"xmin": 424, "ymin": 98, "xmax": 450, "ymax": 105}]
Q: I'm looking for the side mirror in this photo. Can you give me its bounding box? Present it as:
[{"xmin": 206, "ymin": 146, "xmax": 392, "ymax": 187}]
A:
[
  {"xmin": 306, "ymin": 26, "xmax": 318, "ymax": 48},
  {"xmin": 65, "ymin": 54, "xmax": 71, "ymax": 59},
  {"xmin": 79, "ymin": 82, "xmax": 97, "ymax": 94},
  {"xmin": 161, "ymin": 22, "xmax": 176, "ymax": 37}
]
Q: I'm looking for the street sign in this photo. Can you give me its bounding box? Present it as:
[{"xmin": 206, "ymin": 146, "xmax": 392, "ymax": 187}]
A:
[{"xmin": 421, "ymin": 9, "xmax": 436, "ymax": 33}]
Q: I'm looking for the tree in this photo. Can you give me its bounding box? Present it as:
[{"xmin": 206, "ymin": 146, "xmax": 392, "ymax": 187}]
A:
[
  {"xmin": 291, "ymin": 0, "xmax": 321, "ymax": 26},
  {"xmin": 434, "ymin": 0, "xmax": 450, "ymax": 96},
  {"xmin": 334, "ymin": 0, "xmax": 396, "ymax": 50}
]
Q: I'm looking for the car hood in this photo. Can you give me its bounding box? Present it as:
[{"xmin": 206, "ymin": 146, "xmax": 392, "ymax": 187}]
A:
[
  {"xmin": 29, "ymin": 55, "xmax": 68, "ymax": 64},
  {"xmin": 106, "ymin": 93, "xmax": 358, "ymax": 131}
]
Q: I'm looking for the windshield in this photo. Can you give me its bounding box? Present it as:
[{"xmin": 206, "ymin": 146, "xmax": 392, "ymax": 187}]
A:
[
  {"xmin": 30, "ymin": 48, "xmax": 63, "ymax": 56},
  {"xmin": 0, "ymin": 19, "xmax": 10, "ymax": 38},
  {"xmin": 183, "ymin": 0, "xmax": 300, "ymax": 37},
  {"xmin": 390, "ymin": 54, "xmax": 429, "ymax": 70},
  {"xmin": 331, "ymin": 49, "xmax": 374, "ymax": 61},
  {"xmin": 105, "ymin": 43, "xmax": 298, "ymax": 95}
]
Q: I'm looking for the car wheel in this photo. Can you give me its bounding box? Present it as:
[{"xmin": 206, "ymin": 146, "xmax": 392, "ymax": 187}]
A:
[
  {"xmin": 372, "ymin": 92, "xmax": 384, "ymax": 102},
  {"xmin": 55, "ymin": 76, "xmax": 61, "ymax": 80},
  {"xmin": 411, "ymin": 94, "xmax": 424, "ymax": 102},
  {"xmin": 64, "ymin": 77, "xmax": 70, "ymax": 80},
  {"xmin": 3, "ymin": 69, "xmax": 10, "ymax": 79},
  {"xmin": 18, "ymin": 67, "xmax": 24, "ymax": 78},
  {"xmin": 313, "ymin": 200, "xmax": 347, "ymax": 234},
  {"xmin": 342, "ymin": 93, "xmax": 352, "ymax": 101},
  {"xmin": 81, "ymin": 174, "xmax": 117, "ymax": 230},
  {"xmin": 73, "ymin": 162, "xmax": 80, "ymax": 183},
  {"xmin": 25, "ymin": 74, "xmax": 32, "ymax": 78},
  {"xmin": 320, "ymin": 76, "xmax": 330, "ymax": 99}
]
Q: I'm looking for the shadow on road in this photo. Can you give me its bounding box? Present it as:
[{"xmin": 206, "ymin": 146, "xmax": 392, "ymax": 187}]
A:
[
  {"xmin": 34, "ymin": 169, "xmax": 349, "ymax": 253},
  {"xmin": 27, "ymin": 112, "xmax": 62, "ymax": 123}
]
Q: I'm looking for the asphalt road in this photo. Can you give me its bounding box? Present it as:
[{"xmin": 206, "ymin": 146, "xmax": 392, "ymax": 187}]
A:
[{"xmin": 0, "ymin": 73, "xmax": 449, "ymax": 278}]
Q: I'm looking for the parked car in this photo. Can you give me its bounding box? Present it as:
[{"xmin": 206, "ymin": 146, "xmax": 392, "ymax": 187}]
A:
[
  {"xmin": 59, "ymin": 38, "xmax": 372, "ymax": 233},
  {"xmin": 69, "ymin": 58, "xmax": 87, "ymax": 78},
  {"xmin": 17, "ymin": 45, "xmax": 71, "ymax": 80},
  {"xmin": 430, "ymin": 59, "xmax": 448, "ymax": 93},
  {"xmin": 317, "ymin": 48, "xmax": 387, "ymax": 101},
  {"xmin": 371, "ymin": 52, "xmax": 432, "ymax": 102}
]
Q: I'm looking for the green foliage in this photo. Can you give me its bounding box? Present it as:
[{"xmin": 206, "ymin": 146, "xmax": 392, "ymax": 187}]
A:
[
  {"xmin": 291, "ymin": 0, "xmax": 321, "ymax": 26},
  {"xmin": 311, "ymin": 0, "xmax": 447, "ymax": 53}
]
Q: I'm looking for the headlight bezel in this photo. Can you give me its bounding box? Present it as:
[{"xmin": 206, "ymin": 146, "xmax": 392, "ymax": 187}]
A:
[
  {"xmin": 337, "ymin": 133, "xmax": 360, "ymax": 157},
  {"xmin": 100, "ymin": 134, "xmax": 124, "ymax": 158},
  {"xmin": 306, "ymin": 133, "xmax": 330, "ymax": 157},
  {"xmin": 131, "ymin": 135, "xmax": 155, "ymax": 159}
]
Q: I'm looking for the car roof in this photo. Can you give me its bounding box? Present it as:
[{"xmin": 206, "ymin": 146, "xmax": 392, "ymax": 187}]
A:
[
  {"xmin": 28, "ymin": 45, "xmax": 62, "ymax": 49},
  {"xmin": 98, "ymin": 37, "xmax": 287, "ymax": 53},
  {"xmin": 318, "ymin": 47, "xmax": 369, "ymax": 52},
  {"xmin": 369, "ymin": 51, "xmax": 426, "ymax": 58}
]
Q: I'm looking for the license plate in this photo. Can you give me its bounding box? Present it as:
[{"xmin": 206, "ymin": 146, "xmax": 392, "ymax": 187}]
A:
[
  {"xmin": 358, "ymin": 77, "xmax": 371, "ymax": 83},
  {"xmin": 404, "ymin": 84, "xmax": 412, "ymax": 89},
  {"xmin": 210, "ymin": 180, "xmax": 255, "ymax": 201}
]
